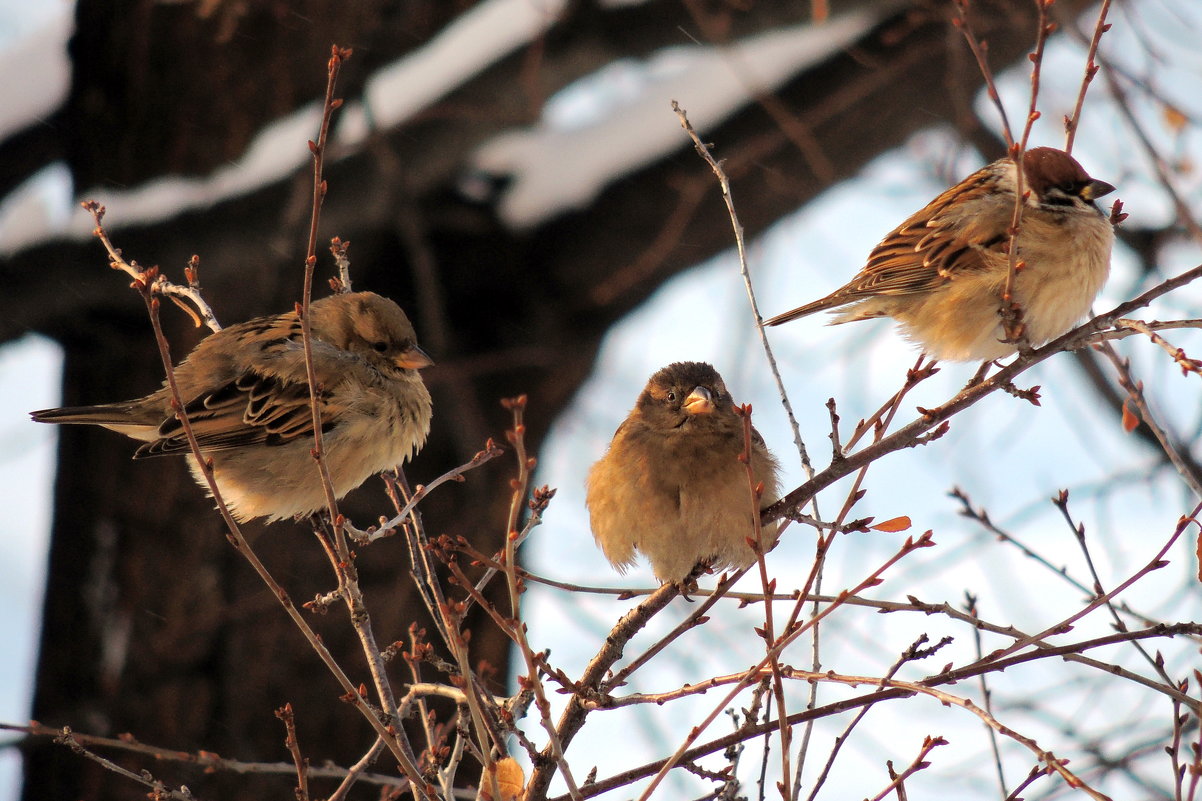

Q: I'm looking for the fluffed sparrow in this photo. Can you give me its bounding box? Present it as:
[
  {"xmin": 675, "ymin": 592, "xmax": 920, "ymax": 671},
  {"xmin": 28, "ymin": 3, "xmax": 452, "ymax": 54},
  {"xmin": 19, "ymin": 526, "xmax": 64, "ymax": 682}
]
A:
[
  {"xmin": 764, "ymin": 147, "xmax": 1116, "ymax": 361},
  {"xmin": 31, "ymin": 291, "xmax": 433, "ymax": 523},
  {"xmin": 586, "ymin": 362, "xmax": 781, "ymax": 585}
]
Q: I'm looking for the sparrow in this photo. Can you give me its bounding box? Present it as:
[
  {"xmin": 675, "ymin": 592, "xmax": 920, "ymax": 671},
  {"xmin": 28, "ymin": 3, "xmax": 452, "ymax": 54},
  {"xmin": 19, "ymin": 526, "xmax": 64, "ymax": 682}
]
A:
[
  {"xmin": 585, "ymin": 362, "xmax": 781, "ymax": 585},
  {"xmin": 31, "ymin": 291, "xmax": 433, "ymax": 523},
  {"xmin": 764, "ymin": 147, "xmax": 1116, "ymax": 361}
]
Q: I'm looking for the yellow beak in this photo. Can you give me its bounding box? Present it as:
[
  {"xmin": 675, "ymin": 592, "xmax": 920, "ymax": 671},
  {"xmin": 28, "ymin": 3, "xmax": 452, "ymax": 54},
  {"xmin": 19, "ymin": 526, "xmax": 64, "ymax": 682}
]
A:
[
  {"xmin": 1080, "ymin": 179, "xmax": 1115, "ymax": 202},
  {"xmin": 395, "ymin": 344, "xmax": 434, "ymax": 370},
  {"xmin": 683, "ymin": 386, "xmax": 714, "ymax": 415}
]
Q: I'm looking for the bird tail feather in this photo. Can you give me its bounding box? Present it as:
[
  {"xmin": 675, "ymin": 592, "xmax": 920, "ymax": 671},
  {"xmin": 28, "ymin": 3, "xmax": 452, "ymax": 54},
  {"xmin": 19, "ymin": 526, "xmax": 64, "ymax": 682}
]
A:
[
  {"xmin": 762, "ymin": 295, "xmax": 843, "ymax": 326},
  {"xmin": 30, "ymin": 404, "xmax": 135, "ymax": 426}
]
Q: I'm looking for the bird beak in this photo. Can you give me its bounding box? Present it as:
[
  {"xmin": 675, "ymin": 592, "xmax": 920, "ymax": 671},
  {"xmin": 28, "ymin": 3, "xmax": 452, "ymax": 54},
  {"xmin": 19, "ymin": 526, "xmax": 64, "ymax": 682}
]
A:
[
  {"xmin": 683, "ymin": 386, "xmax": 714, "ymax": 415},
  {"xmin": 395, "ymin": 344, "xmax": 434, "ymax": 370},
  {"xmin": 1080, "ymin": 179, "xmax": 1115, "ymax": 201}
]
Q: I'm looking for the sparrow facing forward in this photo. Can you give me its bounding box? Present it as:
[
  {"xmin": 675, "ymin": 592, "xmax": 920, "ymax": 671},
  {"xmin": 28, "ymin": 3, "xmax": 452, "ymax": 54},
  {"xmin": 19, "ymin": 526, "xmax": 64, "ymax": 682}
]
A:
[
  {"xmin": 31, "ymin": 291, "xmax": 433, "ymax": 522},
  {"xmin": 586, "ymin": 362, "xmax": 781, "ymax": 585},
  {"xmin": 764, "ymin": 147, "xmax": 1116, "ymax": 361}
]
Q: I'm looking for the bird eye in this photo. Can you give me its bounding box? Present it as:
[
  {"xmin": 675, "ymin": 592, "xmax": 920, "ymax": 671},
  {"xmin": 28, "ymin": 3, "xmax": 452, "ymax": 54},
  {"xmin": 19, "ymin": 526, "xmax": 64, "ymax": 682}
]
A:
[
  {"xmin": 666, "ymin": 391, "xmax": 677, "ymax": 402},
  {"xmin": 372, "ymin": 341, "xmax": 389, "ymax": 353}
]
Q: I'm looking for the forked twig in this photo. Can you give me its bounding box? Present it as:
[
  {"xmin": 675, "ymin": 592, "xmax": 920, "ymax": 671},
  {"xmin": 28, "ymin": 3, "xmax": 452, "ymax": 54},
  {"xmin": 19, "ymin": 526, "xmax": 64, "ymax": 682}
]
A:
[{"xmin": 81, "ymin": 201, "xmax": 221, "ymax": 332}]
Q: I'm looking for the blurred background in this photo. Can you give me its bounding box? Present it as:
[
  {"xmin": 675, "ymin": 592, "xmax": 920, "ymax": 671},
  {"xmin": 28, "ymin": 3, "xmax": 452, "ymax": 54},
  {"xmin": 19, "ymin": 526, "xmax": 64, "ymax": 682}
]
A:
[{"xmin": 1, "ymin": 1, "xmax": 1200, "ymax": 799}]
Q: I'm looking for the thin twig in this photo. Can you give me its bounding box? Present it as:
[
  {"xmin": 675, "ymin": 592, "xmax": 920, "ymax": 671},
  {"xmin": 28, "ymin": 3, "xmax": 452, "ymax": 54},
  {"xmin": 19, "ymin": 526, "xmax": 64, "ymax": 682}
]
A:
[
  {"xmin": 275, "ymin": 703, "xmax": 310, "ymax": 801},
  {"xmin": 635, "ymin": 533, "xmax": 936, "ymax": 801},
  {"xmin": 81, "ymin": 206, "xmax": 433, "ymax": 797},
  {"xmin": 602, "ymin": 570, "xmax": 743, "ymax": 693},
  {"xmin": 803, "ymin": 636, "xmax": 954, "ymax": 801},
  {"xmin": 53, "ymin": 728, "xmax": 194, "ymax": 801},
  {"xmin": 1064, "ymin": 0, "xmax": 1113, "ymax": 153},
  {"xmin": 298, "ymin": 45, "xmax": 352, "ymax": 557},
  {"xmin": 501, "ymin": 396, "xmax": 582, "ymax": 801},
  {"xmin": 952, "ymin": 0, "xmax": 1015, "ymax": 147},
  {"xmin": 737, "ymin": 406, "xmax": 793, "ymax": 800},
  {"xmin": 966, "ymin": 502, "xmax": 1201, "ymax": 669},
  {"xmin": 326, "ymin": 738, "xmax": 390, "ymax": 801},
  {"xmin": 965, "ymin": 594, "xmax": 1008, "ymax": 798},
  {"xmin": 81, "ymin": 203, "xmax": 222, "ymax": 333},
  {"xmin": 764, "ymin": 260, "xmax": 1202, "ymax": 526},
  {"xmin": 524, "ymin": 582, "xmax": 681, "ymax": 800},
  {"xmin": 1053, "ymin": 489, "xmax": 1182, "ymax": 689},
  {"xmin": 560, "ymin": 636, "xmax": 1169, "ymax": 801},
  {"xmin": 670, "ymin": 100, "xmax": 811, "ymax": 476},
  {"xmin": 367, "ymin": 441, "xmax": 504, "ymax": 541},
  {"xmin": 669, "ymin": 102, "xmax": 835, "ymax": 798},
  {"xmin": 866, "ymin": 736, "xmax": 947, "ymax": 801},
  {"xmin": 1113, "ymin": 318, "xmax": 1202, "ymax": 378},
  {"xmin": 4, "ymin": 722, "xmax": 409, "ymax": 790},
  {"xmin": 1098, "ymin": 62, "xmax": 1202, "ymax": 244},
  {"xmin": 1096, "ymin": 343, "xmax": 1202, "ymax": 499}
]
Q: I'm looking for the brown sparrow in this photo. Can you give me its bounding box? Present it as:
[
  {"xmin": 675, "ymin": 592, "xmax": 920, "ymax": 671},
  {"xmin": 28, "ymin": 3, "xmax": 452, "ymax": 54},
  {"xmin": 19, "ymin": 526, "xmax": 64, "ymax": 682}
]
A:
[
  {"xmin": 31, "ymin": 291, "xmax": 433, "ymax": 522},
  {"xmin": 586, "ymin": 362, "xmax": 781, "ymax": 585},
  {"xmin": 764, "ymin": 147, "xmax": 1116, "ymax": 361}
]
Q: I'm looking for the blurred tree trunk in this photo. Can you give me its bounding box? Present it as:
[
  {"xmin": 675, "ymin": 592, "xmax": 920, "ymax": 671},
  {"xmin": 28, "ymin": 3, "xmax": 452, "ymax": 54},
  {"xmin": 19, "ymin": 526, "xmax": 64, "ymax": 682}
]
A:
[{"xmin": 0, "ymin": 0, "xmax": 1092, "ymax": 797}]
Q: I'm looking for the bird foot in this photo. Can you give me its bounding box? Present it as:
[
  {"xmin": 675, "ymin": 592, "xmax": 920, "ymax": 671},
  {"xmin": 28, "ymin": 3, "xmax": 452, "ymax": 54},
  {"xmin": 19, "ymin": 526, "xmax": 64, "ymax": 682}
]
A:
[{"xmin": 674, "ymin": 561, "xmax": 712, "ymax": 600}]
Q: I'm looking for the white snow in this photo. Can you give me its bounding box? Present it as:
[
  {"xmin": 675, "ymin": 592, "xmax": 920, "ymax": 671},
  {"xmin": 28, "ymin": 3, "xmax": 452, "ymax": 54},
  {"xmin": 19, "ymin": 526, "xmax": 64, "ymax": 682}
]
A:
[
  {"xmin": 338, "ymin": 0, "xmax": 570, "ymax": 142},
  {"xmin": 472, "ymin": 9, "xmax": 882, "ymax": 226},
  {"xmin": 0, "ymin": 7, "xmax": 71, "ymax": 142}
]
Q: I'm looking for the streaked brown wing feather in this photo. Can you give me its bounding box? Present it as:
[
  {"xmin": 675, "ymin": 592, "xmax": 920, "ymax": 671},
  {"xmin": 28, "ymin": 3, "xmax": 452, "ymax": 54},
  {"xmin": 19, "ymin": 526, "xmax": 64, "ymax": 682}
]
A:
[
  {"xmin": 765, "ymin": 170, "xmax": 1005, "ymax": 326},
  {"xmin": 839, "ymin": 172, "xmax": 1002, "ymax": 299},
  {"xmin": 134, "ymin": 372, "xmax": 330, "ymax": 457}
]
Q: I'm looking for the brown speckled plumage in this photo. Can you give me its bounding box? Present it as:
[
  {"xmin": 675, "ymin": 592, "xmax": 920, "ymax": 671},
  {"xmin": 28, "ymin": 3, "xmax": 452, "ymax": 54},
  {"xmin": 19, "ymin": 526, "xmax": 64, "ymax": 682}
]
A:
[
  {"xmin": 765, "ymin": 147, "xmax": 1116, "ymax": 361},
  {"xmin": 32, "ymin": 292, "xmax": 433, "ymax": 522}
]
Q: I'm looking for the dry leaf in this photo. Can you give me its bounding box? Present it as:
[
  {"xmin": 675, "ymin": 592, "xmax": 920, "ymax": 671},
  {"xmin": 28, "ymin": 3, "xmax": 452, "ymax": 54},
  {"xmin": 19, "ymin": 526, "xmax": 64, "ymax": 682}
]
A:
[
  {"xmin": 1121, "ymin": 399, "xmax": 1140, "ymax": 433},
  {"xmin": 871, "ymin": 516, "xmax": 912, "ymax": 533}
]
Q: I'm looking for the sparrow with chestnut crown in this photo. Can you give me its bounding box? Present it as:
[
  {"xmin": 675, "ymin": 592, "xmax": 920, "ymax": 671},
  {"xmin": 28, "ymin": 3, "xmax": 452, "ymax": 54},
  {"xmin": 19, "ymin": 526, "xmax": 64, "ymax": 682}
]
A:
[{"xmin": 765, "ymin": 147, "xmax": 1116, "ymax": 362}]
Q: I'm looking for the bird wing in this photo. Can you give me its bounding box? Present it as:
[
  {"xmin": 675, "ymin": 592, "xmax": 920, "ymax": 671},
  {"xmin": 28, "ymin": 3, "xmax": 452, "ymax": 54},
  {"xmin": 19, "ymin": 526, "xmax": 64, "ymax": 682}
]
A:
[
  {"xmin": 837, "ymin": 173, "xmax": 1006, "ymax": 299},
  {"xmin": 134, "ymin": 370, "xmax": 332, "ymax": 457},
  {"xmin": 136, "ymin": 316, "xmax": 368, "ymax": 457},
  {"xmin": 764, "ymin": 172, "xmax": 1007, "ymax": 325}
]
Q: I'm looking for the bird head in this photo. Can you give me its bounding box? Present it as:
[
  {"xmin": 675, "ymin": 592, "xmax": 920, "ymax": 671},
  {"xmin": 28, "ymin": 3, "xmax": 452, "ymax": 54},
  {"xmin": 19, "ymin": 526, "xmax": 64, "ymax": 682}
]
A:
[
  {"xmin": 636, "ymin": 361, "xmax": 735, "ymax": 431},
  {"xmin": 313, "ymin": 291, "xmax": 434, "ymax": 372},
  {"xmin": 1021, "ymin": 147, "xmax": 1115, "ymax": 214}
]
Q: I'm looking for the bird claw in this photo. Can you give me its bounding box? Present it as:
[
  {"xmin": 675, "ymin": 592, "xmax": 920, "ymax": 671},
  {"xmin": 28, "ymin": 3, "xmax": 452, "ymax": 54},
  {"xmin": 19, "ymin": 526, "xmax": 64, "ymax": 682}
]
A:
[
  {"xmin": 674, "ymin": 561, "xmax": 711, "ymax": 600},
  {"xmin": 674, "ymin": 583, "xmax": 698, "ymax": 602}
]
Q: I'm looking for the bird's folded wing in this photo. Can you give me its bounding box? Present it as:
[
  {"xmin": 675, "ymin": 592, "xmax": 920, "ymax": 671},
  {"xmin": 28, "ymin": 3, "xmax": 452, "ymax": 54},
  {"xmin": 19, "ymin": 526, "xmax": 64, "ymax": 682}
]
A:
[
  {"xmin": 134, "ymin": 371, "xmax": 331, "ymax": 457},
  {"xmin": 850, "ymin": 214, "xmax": 1004, "ymax": 299}
]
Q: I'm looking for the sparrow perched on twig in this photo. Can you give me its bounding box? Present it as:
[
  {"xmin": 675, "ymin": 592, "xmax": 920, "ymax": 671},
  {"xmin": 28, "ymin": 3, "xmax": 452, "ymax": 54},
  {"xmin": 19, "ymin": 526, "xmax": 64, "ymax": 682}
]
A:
[
  {"xmin": 31, "ymin": 291, "xmax": 433, "ymax": 523},
  {"xmin": 586, "ymin": 362, "xmax": 781, "ymax": 585},
  {"xmin": 764, "ymin": 147, "xmax": 1116, "ymax": 361}
]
